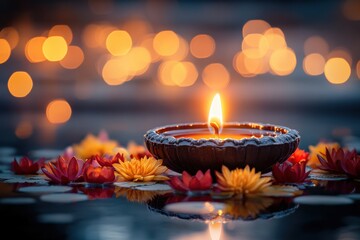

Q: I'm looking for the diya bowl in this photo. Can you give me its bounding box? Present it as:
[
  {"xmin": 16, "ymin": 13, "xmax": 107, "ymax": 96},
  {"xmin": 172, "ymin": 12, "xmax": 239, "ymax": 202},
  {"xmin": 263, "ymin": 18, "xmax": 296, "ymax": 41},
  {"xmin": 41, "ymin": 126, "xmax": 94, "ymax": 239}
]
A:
[{"xmin": 144, "ymin": 122, "xmax": 300, "ymax": 174}]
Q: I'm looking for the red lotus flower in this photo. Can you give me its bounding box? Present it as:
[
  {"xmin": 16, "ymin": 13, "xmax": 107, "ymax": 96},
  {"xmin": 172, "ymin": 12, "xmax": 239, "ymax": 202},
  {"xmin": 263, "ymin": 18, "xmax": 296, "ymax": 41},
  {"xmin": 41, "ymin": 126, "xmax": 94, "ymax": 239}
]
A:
[
  {"xmin": 168, "ymin": 170, "xmax": 212, "ymax": 193},
  {"xmin": 42, "ymin": 156, "xmax": 85, "ymax": 184},
  {"xmin": 84, "ymin": 164, "xmax": 115, "ymax": 184},
  {"xmin": 11, "ymin": 157, "xmax": 44, "ymax": 175},
  {"xmin": 341, "ymin": 154, "xmax": 360, "ymax": 178},
  {"xmin": 287, "ymin": 148, "xmax": 309, "ymax": 165},
  {"xmin": 91, "ymin": 153, "xmax": 125, "ymax": 167},
  {"xmin": 318, "ymin": 148, "xmax": 357, "ymax": 173},
  {"xmin": 272, "ymin": 160, "xmax": 310, "ymax": 183}
]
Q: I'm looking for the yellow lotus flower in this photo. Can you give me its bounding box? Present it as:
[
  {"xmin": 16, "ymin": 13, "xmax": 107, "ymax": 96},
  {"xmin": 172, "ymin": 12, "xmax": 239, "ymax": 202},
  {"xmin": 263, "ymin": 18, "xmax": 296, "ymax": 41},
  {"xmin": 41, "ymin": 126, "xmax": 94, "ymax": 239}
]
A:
[
  {"xmin": 73, "ymin": 131, "xmax": 119, "ymax": 160},
  {"xmin": 113, "ymin": 156, "xmax": 169, "ymax": 182},
  {"xmin": 216, "ymin": 165, "xmax": 272, "ymax": 197},
  {"xmin": 308, "ymin": 142, "xmax": 340, "ymax": 168},
  {"xmin": 224, "ymin": 197, "xmax": 274, "ymax": 219}
]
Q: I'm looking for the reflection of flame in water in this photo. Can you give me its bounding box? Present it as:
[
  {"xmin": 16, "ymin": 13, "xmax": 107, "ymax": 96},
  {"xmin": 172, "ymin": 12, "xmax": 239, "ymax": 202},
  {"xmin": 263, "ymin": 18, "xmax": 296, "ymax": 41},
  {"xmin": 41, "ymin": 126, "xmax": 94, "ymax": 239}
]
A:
[{"xmin": 209, "ymin": 221, "xmax": 222, "ymax": 240}]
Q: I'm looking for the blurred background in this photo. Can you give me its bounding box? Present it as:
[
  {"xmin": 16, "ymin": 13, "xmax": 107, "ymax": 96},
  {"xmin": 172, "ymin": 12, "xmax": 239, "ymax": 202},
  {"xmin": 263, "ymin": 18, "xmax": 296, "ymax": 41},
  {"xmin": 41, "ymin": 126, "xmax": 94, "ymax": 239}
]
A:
[{"xmin": 1, "ymin": 0, "xmax": 360, "ymax": 156}]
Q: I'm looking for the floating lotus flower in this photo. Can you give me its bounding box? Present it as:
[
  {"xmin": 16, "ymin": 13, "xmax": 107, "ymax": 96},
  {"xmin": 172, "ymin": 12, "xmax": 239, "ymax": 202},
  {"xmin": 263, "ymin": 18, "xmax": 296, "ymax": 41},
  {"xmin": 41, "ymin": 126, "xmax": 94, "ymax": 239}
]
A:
[
  {"xmin": 272, "ymin": 160, "xmax": 310, "ymax": 184},
  {"xmin": 318, "ymin": 147, "xmax": 357, "ymax": 173},
  {"xmin": 215, "ymin": 165, "xmax": 272, "ymax": 197},
  {"xmin": 127, "ymin": 141, "xmax": 152, "ymax": 159},
  {"xmin": 73, "ymin": 130, "xmax": 118, "ymax": 159},
  {"xmin": 84, "ymin": 165, "xmax": 115, "ymax": 184},
  {"xmin": 167, "ymin": 170, "xmax": 212, "ymax": 194},
  {"xmin": 287, "ymin": 148, "xmax": 309, "ymax": 165},
  {"xmin": 113, "ymin": 156, "xmax": 169, "ymax": 182},
  {"xmin": 216, "ymin": 165, "xmax": 301, "ymax": 198},
  {"xmin": 42, "ymin": 156, "xmax": 85, "ymax": 184},
  {"xmin": 91, "ymin": 153, "xmax": 125, "ymax": 167},
  {"xmin": 11, "ymin": 157, "xmax": 44, "ymax": 175},
  {"xmin": 308, "ymin": 142, "xmax": 340, "ymax": 168},
  {"xmin": 341, "ymin": 154, "xmax": 360, "ymax": 179}
]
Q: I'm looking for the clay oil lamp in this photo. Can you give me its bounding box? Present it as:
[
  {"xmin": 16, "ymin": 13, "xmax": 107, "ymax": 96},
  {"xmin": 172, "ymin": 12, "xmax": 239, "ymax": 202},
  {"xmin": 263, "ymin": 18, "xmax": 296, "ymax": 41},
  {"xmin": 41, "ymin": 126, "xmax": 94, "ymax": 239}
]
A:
[{"xmin": 144, "ymin": 93, "xmax": 300, "ymax": 175}]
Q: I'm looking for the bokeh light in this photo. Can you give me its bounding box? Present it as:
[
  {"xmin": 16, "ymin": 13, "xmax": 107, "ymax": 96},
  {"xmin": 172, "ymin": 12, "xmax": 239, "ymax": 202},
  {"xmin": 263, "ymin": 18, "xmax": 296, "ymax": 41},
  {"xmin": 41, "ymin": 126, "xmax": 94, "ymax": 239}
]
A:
[
  {"xmin": 303, "ymin": 53, "xmax": 325, "ymax": 76},
  {"xmin": 0, "ymin": 27, "xmax": 19, "ymax": 50},
  {"xmin": 0, "ymin": 39, "xmax": 11, "ymax": 64},
  {"xmin": 202, "ymin": 63, "xmax": 230, "ymax": 89},
  {"xmin": 158, "ymin": 61, "xmax": 177, "ymax": 86},
  {"xmin": 264, "ymin": 28, "xmax": 287, "ymax": 51},
  {"xmin": 15, "ymin": 121, "xmax": 33, "ymax": 139},
  {"xmin": 327, "ymin": 49, "xmax": 353, "ymax": 66},
  {"xmin": 304, "ymin": 36, "xmax": 329, "ymax": 56},
  {"xmin": 102, "ymin": 58, "xmax": 130, "ymax": 85},
  {"xmin": 153, "ymin": 30, "xmax": 180, "ymax": 57},
  {"xmin": 324, "ymin": 58, "xmax": 351, "ymax": 84},
  {"xmin": 46, "ymin": 99, "xmax": 72, "ymax": 124},
  {"xmin": 357, "ymin": 60, "xmax": 360, "ymax": 79},
  {"xmin": 171, "ymin": 61, "xmax": 198, "ymax": 87},
  {"xmin": 190, "ymin": 34, "xmax": 215, "ymax": 59},
  {"xmin": 48, "ymin": 25, "xmax": 73, "ymax": 44},
  {"xmin": 165, "ymin": 36, "xmax": 188, "ymax": 61},
  {"xmin": 106, "ymin": 30, "xmax": 132, "ymax": 56},
  {"xmin": 242, "ymin": 19, "xmax": 271, "ymax": 37},
  {"xmin": 42, "ymin": 36, "xmax": 68, "ymax": 61},
  {"xmin": 7, "ymin": 71, "xmax": 33, "ymax": 98},
  {"xmin": 269, "ymin": 48, "xmax": 297, "ymax": 76},
  {"xmin": 25, "ymin": 36, "xmax": 47, "ymax": 63},
  {"xmin": 242, "ymin": 33, "xmax": 269, "ymax": 58},
  {"xmin": 60, "ymin": 46, "xmax": 85, "ymax": 69},
  {"xmin": 125, "ymin": 46, "xmax": 151, "ymax": 76}
]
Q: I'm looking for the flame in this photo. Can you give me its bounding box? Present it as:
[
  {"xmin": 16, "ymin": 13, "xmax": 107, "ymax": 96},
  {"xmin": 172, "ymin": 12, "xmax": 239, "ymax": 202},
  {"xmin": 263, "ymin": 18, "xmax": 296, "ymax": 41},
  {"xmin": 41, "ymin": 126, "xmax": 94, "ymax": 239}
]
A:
[
  {"xmin": 209, "ymin": 222, "xmax": 222, "ymax": 240},
  {"xmin": 208, "ymin": 93, "xmax": 223, "ymax": 135}
]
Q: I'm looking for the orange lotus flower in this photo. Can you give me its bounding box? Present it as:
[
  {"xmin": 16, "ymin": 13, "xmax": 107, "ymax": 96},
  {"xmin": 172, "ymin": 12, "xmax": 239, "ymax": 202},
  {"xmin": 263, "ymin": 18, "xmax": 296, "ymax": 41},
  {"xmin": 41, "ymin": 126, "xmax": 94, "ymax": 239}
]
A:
[
  {"xmin": 11, "ymin": 157, "xmax": 44, "ymax": 175},
  {"xmin": 42, "ymin": 156, "xmax": 85, "ymax": 184},
  {"xmin": 287, "ymin": 148, "xmax": 309, "ymax": 165},
  {"xmin": 215, "ymin": 165, "xmax": 272, "ymax": 197},
  {"xmin": 308, "ymin": 142, "xmax": 340, "ymax": 168},
  {"xmin": 318, "ymin": 147, "xmax": 357, "ymax": 173},
  {"xmin": 341, "ymin": 154, "xmax": 360, "ymax": 179},
  {"xmin": 113, "ymin": 156, "xmax": 169, "ymax": 182},
  {"xmin": 168, "ymin": 170, "xmax": 213, "ymax": 193},
  {"xmin": 272, "ymin": 161, "xmax": 310, "ymax": 183},
  {"xmin": 73, "ymin": 130, "xmax": 118, "ymax": 159},
  {"xmin": 90, "ymin": 153, "xmax": 125, "ymax": 167}
]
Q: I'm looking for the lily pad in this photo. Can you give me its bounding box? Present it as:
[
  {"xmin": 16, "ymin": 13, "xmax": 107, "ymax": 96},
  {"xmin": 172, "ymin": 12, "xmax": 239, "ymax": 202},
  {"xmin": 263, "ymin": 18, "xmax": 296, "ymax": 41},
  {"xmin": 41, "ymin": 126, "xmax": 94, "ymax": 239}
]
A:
[
  {"xmin": 294, "ymin": 195, "xmax": 353, "ymax": 205},
  {"xmin": 40, "ymin": 193, "xmax": 88, "ymax": 203},
  {"xmin": 0, "ymin": 197, "xmax": 36, "ymax": 204},
  {"xmin": 18, "ymin": 186, "xmax": 72, "ymax": 193},
  {"xmin": 4, "ymin": 178, "xmax": 48, "ymax": 184}
]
